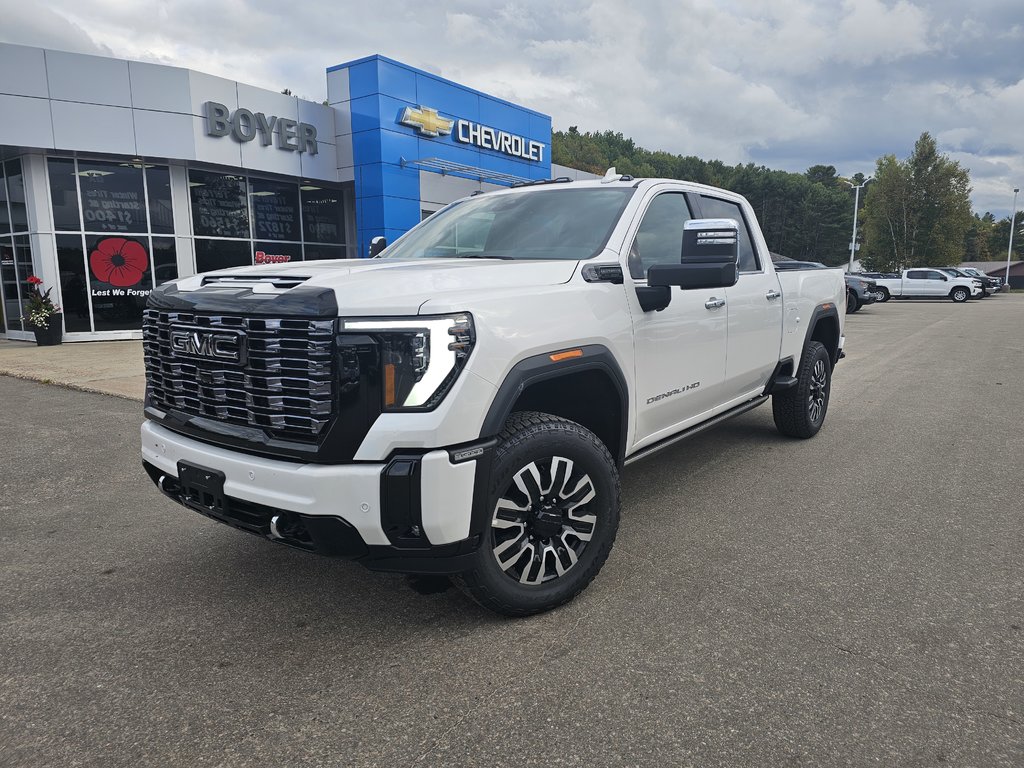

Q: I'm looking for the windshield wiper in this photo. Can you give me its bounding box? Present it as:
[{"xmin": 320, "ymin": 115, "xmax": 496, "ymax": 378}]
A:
[{"xmin": 451, "ymin": 254, "xmax": 515, "ymax": 260}]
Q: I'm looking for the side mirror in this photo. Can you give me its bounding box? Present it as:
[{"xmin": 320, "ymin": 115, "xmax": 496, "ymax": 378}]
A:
[
  {"xmin": 648, "ymin": 219, "xmax": 740, "ymax": 291},
  {"xmin": 369, "ymin": 236, "xmax": 387, "ymax": 258}
]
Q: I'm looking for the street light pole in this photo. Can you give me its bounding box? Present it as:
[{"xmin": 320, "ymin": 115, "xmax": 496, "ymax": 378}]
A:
[
  {"xmin": 841, "ymin": 176, "xmax": 872, "ymax": 272},
  {"xmin": 1006, "ymin": 187, "xmax": 1019, "ymax": 287}
]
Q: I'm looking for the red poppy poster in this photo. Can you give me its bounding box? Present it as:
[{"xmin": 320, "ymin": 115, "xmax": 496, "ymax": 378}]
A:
[
  {"xmin": 86, "ymin": 236, "xmax": 153, "ymax": 331},
  {"xmin": 89, "ymin": 237, "xmax": 149, "ymax": 287}
]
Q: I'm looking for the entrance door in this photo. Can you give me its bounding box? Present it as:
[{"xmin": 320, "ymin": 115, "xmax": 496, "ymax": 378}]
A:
[
  {"xmin": 627, "ymin": 191, "xmax": 729, "ymax": 448},
  {"xmin": 0, "ymin": 239, "xmax": 18, "ymax": 334}
]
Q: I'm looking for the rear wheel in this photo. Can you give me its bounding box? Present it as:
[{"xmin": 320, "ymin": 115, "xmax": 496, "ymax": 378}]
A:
[
  {"xmin": 456, "ymin": 411, "xmax": 620, "ymax": 616},
  {"xmin": 950, "ymin": 287, "xmax": 970, "ymax": 302},
  {"xmin": 878, "ymin": 287, "xmax": 891, "ymax": 302},
  {"xmin": 772, "ymin": 341, "xmax": 832, "ymax": 439}
]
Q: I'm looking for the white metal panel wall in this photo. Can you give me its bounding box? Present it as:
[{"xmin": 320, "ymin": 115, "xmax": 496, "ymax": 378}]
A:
[
  {"xmin": 0, "ymin": 44, "xmax": 48, "ymax": 97},
  {"xmin": 0, "ymin": 42, "xmax": 341, "ymax": 183},
  {"xmin": 45, "ymin": 49, "xmax": 132, "ymax": 107}
]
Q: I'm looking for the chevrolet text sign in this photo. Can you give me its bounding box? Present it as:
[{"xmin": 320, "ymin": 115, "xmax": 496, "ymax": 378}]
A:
[
  {"xmin": 205, "ymin": 102, "xmax": 318, "ymax": 155},
  {"xmin": 455, "ymin": 120, "xmax": 544, "ymax": 162}
]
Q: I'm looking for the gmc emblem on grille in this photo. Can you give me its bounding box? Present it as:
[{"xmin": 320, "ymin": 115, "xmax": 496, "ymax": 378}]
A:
[{"xmin": 169, "ymin": 327, "xmax": 246, "ymax": 365}]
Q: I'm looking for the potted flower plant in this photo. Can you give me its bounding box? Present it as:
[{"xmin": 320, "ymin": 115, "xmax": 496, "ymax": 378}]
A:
[{"xmin": 22, "ymin": 275, "xmax": 63, "ymax": 346}]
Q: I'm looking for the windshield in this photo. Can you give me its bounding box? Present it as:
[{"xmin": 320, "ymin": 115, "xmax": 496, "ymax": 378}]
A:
[{"xmin": 379, "ymin": 187, "xmax": 634, "ymax": 261}]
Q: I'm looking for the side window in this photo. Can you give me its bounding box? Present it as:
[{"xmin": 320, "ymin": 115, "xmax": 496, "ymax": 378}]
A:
[
  {"xmin": 628, "ymin": 193, "xmax": 691, "ymax": 279},
  {"xmin": 907, "ymin": 270, "xmax": 926, "ymax": 279},
  {"xmin": 926, "ymin": 271, "xmax": 944, "ymax": 280},
  {"xmin": 699, "ymin": 195, "xmax": 760, "ymax": 272}
]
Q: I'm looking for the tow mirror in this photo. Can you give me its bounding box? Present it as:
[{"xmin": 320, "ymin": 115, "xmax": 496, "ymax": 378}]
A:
[
  {"xmin": 648, "ymin": 218, "xmax": 740, "ymax": 292},
  {"xmin": 369, "ymin": 236, "xmax": 387, "ymax": 257}
]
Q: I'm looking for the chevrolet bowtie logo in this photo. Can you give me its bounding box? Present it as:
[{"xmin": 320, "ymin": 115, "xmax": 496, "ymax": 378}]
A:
[{"xmin": 399, "ymin": 105, "xmax": 454, "ymax": 137}]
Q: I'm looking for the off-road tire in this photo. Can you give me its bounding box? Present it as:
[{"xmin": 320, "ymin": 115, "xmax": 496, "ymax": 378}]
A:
[
  {"xmin": 772, "ymin": 341, "xmax": 832, "ymax": 439},
  {"xmin": 455, "ymin": 411, "xmax": 620, "ymax": 617}
]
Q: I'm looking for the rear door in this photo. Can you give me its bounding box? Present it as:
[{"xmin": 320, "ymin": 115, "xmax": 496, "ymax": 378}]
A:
[{"xmin": 698, "ymin": 194, "xmax": 784, "ymax": 400}]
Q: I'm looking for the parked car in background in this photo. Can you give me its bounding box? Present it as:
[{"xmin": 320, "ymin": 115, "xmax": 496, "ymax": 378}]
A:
[
  {"xmin": 871, "ymin": 269, "xmax": 982, "ymax": 303},
  {"xmin": 857, "ymin": 272, "xmax": 897, "ymax": 300},
  {"xmin": 773, "ymin": 261, "xmax": 876, "ymax": 313},
  {"xmin": 958, "ymin": 267, "xmax": 1003, "ymax": 293},
  {"xmin": 939, "ymin": 267, "xmax": 997, "ymax": 297}
]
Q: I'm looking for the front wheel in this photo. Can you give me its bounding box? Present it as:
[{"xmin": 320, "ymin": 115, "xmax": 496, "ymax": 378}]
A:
[
  {"xmin": 772, "ymin": 341, "xmax": 832, "ymax": 439},
  {"xmin": 846, "ymin": 291, "xmax": 860, "ymax": 313},
  {"xmin": 950, "ymin": 287, "xmax": 970, "ymax": 303},
  {"xmin": 456, "ymin": 411, "xmax": 620, "ymax": 616}
]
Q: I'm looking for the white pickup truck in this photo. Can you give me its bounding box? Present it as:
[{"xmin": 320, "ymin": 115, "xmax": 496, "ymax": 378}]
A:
[
  {"xmin": 871, "ymin": 268, "xmax": 983, "ymax": 302},
  {"xmin": 140, "ymin": 174, "xmax": 846, "ymax": 615}
]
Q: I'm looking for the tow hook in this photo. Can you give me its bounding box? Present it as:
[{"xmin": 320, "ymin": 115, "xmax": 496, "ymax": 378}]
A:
[{"xmin": 157, "ymin": 474, "xmax": 181, "ymax": 495}]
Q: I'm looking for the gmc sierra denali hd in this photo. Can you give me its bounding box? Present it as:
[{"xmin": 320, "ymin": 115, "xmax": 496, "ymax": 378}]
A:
[{"xmin": 141, "ymin": 173, "xmax": 846, "ymax": 615}]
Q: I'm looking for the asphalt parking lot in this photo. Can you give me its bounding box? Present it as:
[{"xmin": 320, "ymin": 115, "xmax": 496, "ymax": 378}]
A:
[{"xmin": 2, "ymin": 295, "xmax": 1023, "ymax": 767}]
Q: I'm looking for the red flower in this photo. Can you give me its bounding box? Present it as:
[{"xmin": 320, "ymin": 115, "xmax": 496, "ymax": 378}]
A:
[
  {"xmin": 27, "ymin": 275, "xmax": 43, "ymax": 285},
  {"xmin": 89, "ymin": 238, "xmax": 148, "ymax": 288}
]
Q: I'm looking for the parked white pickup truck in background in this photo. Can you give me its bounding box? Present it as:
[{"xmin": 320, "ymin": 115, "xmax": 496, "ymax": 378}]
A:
[
  {"xmin": 872, "ymin": 268, "xmax": 983, "ymax": 302},
  {"xmin": 141, "ymin": 172, "xmax": 846, "ymax": 615}
]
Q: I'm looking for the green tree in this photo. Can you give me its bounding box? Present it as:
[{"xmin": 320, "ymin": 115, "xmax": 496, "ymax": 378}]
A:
[
  {"xmin": 963, "ymin": 213, "xmax": 994, "ymax": 261},
  {"xmin": 805, "ymin": 164, "xmax": 840, "ymax": 188},
  {"xmin": 986, "ymin": 211, "xmax": 1024, "ymax": 262},
  {"xmin": 860, "ymin": 133, "xmax": 973, "ymax": 271}
]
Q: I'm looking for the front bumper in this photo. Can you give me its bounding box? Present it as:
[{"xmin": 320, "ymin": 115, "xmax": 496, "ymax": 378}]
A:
[{"xmin": 141, "ymin": 420, "xmax": 488, "ymax": 573}]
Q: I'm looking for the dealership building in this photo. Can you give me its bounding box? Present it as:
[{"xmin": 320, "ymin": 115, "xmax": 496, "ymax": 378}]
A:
[{"xmin": 0, "ymin": 43, "xmax": 588, "ymax": 341}]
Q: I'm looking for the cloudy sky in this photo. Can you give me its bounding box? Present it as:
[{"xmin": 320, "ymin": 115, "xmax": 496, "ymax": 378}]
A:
[{"xmin": 3, "ymin": 0, "xmax": 1022, "ymax": 216}]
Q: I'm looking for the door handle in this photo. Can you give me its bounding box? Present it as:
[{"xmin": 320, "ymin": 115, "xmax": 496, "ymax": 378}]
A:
[
  {"xmin": 705, "ymin": 297, "xmax": 726, "ymax": 310},
  {"xmin": 766, "ymin": 289, "xmax": 781, "ymax": 300}
]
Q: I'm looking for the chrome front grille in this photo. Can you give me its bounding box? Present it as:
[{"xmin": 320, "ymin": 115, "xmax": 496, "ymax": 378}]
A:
[{"xmin": 143, "ymin": 310, "xmax": 335, "ymax": 441}]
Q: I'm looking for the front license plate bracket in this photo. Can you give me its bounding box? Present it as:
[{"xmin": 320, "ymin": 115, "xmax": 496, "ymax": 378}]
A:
[{"xmin": 177, "ymin": 461, "xmax": 227, "ymax": 514}]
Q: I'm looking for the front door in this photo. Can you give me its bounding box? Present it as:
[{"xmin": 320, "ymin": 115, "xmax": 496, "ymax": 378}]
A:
[{"xmin": 626, "ymin": 191, "xmax": 729, "ymax": 448}]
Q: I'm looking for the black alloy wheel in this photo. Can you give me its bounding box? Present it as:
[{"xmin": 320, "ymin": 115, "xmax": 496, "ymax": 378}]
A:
[{"xmin": 490, "ymin": 456, "xmax": 597, "ymax": 584}]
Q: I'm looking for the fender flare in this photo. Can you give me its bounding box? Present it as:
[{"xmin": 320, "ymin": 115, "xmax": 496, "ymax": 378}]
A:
[
  {"xmin": 803, "ymin": 302, "xmax": 842, "ymax": 365},
  {"xmin": 479, "ymin": 344, "xmax": 630, "ymax": 466}
]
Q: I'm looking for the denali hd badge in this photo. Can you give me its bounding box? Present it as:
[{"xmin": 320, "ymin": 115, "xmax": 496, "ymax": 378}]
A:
[{"xmin": 170, "ymin": 327, "xmax": 247, "ymax": 365}]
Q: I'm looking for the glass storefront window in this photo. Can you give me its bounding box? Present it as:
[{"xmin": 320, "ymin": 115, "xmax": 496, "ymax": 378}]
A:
[
  {"xmin": 195, "ymin": 238, "xmax": 252, "ymax": 273},
  {"xmin": 304, "ymin": 244, "xmax": 346, "ymax": 261},
  {"xmin": 190, "ymin": 170, "xmax": 250, "ymax": 238},
  {"xmin": 152, "ymin": 237, "xmax": 178, "ymax": 285},
  {"xmin": 251, "ymin": 178, "xmax": 301, "ymax": 242},
  {"xmin": 85, "ymin": 234, "xmax": 153, "ymax": 332},
  {"xmin": 56, "ymin": 234, "xmax": 91, "ymax": 333},
  {"xmin": 78, "ymin": 160, "xmax": 146, "ymax": 233},
  {"xmin": 0, "ymin": 163, "xmax": 9, "ymax": 235},
  {"xmin": 301, "ymin": 185, "xmax": 345, "ymax": 244},
  {"xmin": 7, "ymin": 160, "xmax": 28, "ymax": 232},
  {"xmin": 147, "ymin": 166, "xmax": 173, "ymax": 234},
  {"xmin": 48, "ymin": 158, "xmax": 81, "ymax": 231}
]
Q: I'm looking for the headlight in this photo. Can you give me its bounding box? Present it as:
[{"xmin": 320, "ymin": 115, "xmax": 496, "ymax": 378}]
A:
[{"xmin": 341, "ymin": 313, "xmax": 474, "ymax": 410}]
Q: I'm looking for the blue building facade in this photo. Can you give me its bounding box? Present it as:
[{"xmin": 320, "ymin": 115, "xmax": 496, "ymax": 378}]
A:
[{"xmin": 327, "ymin": 56, "xmax": 552, "ymax": 258}]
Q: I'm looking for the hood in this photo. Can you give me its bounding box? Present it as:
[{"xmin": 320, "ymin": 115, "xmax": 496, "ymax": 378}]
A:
[{"xmin": 171, "ymin": 258, "xmax": 580, "ymax": 315}]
